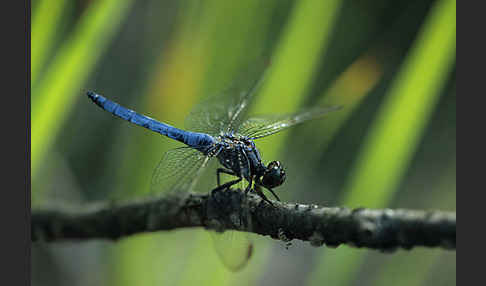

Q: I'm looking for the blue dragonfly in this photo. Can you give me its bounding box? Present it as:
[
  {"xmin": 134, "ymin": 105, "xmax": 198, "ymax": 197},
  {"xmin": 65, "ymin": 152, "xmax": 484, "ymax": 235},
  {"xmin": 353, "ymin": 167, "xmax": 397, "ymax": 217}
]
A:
[{"xmin": 87, "ymin": 71, "xmax": 340, "ymax": 270}]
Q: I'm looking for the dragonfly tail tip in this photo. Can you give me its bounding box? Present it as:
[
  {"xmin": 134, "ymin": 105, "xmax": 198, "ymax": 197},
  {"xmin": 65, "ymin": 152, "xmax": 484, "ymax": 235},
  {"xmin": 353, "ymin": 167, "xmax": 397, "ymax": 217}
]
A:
[{"xmin": 86, "ymin": 91, "xmax": 99, "ymax": 101}]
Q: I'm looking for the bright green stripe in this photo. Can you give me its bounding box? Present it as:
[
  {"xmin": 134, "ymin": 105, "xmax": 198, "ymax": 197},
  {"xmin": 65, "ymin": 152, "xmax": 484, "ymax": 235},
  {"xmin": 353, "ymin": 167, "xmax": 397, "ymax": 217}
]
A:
[
  {"xmin": 31, "ymin": 0, "xmax": 135, "ymax": 180},
  {"xmin": 251, "ymin": 0, "xmax": 342, "ymax": 161},
  {"xmin": 31, "ymin": 0, "xmax": 68, "ymax": 84},
  {"xmin": 342, "ymin": 0, "xmax": 456, "ymax": 208},
  {"xmin": 309, "ymin": 1, "xmax": 455, "ymax": 285},
  {"xmin": 241, "ymin": 0, "xmax": 342, "ymax": 283}
]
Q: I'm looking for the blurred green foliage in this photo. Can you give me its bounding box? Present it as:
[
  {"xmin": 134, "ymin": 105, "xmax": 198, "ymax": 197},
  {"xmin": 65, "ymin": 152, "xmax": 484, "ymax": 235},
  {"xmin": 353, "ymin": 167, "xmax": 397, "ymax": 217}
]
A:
[{"xmin": 31, "ymin": 0, "xmax": 456, "ymax": 286}]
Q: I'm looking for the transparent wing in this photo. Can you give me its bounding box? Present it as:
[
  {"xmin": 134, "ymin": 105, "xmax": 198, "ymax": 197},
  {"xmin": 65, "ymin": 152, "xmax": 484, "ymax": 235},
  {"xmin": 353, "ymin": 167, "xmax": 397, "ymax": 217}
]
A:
[
  {"xmin": 150, "ymin": 147, "xmax": 213, "ymax": 195},
  {"xmin": 185, "ymin": 61, "xmax": 269, "ymax": 135},
  {"xmin": 207, "ymin": 179, "xmax": 253, "ymax": 271},
  {"xmin": 210, "ymin": 230, "xmax": 253, "ymax": 272},
  {"xmin": 184, "ymin": 100, "xmax": 235, "ymax": 136},
  {"xmin": 239, "ymin": 106, "xmax": 342, "ymax": 139}
]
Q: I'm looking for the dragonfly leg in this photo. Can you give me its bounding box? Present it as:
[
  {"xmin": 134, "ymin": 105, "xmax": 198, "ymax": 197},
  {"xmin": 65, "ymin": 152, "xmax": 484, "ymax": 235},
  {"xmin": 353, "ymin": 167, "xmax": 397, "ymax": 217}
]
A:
[
  {"xmin": 217, "ymin": 168, "xmax": 236, "ymax": 187},
  {"xmin": 244, "ymin": 177, "xmax": 253, "ymax": 195},
  {"xmin": 239, "ymin": 178, "xmax": 253, "ymax": 229},
  {"xmin": 211, "ymin": 177, "xmax": 242, "ymax": 209},
  {"xmin": 254, "ymin": 185, "xmax": 274, "ymax": 206},
  {"xmin": 265, "ymin": 187, "xmax": 281, "ymax": 202},
  {"xmin": 211, "ymin": 177, "xmax": 242, "ymax": 196}
]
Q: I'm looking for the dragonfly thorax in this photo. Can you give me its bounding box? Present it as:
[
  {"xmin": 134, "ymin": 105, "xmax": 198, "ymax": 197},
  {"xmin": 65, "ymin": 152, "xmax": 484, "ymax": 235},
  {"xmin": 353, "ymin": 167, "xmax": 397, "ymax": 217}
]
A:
[
  {"xmin": 214, "ymin": 133, "xmax": 286, "ymax": 190},
  {"xmin": 214, "ymin": 133, "xmax": 265, "ymax": 180}
]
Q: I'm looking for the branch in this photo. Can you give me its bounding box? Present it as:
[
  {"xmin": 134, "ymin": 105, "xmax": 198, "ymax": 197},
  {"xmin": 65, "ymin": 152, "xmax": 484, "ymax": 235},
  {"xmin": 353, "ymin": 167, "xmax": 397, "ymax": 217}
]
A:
[{"xmin": 31, "ymin": 190, "xmax": 455, "ymax": 252}]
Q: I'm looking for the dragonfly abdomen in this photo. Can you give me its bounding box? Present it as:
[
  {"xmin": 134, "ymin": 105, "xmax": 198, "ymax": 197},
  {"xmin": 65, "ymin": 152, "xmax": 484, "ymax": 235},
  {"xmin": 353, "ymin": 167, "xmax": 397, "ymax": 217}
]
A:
[{"xmin": 87, "ymin": 91, "xmax": 215, "ymax": 149}]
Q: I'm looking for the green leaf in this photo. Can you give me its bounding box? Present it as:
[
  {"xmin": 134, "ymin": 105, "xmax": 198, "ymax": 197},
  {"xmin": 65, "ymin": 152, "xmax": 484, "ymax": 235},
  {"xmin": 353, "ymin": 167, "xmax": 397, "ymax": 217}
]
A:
[
  {"xmin": 31, "ymin": 0, "xmax": 135, "ymax": 181},
  {"xmin": 309, "ymin": 0, "xmax": 456, "ymax": 285}
]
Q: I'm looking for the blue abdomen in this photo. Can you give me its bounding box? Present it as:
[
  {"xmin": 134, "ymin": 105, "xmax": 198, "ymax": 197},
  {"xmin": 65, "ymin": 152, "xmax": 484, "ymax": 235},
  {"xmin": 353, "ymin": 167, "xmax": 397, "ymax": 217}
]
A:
[{"xmin": 87, "ymin": 91, "xmax": 215, "ymax": 149}]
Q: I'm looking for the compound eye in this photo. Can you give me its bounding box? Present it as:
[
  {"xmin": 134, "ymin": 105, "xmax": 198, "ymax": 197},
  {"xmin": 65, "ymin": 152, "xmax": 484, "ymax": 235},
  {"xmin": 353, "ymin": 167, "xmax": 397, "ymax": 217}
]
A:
[{"xmin": 262, "ymin": 161, "xmax": 286, "ymax": 188}]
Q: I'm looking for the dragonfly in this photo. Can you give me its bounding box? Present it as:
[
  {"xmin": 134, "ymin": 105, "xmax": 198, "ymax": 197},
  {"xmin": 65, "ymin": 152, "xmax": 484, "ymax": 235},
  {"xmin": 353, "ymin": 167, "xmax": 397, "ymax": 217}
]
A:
[{"xmin": 87, "ymin": 70, "xmax": 340, "ymax": 271}]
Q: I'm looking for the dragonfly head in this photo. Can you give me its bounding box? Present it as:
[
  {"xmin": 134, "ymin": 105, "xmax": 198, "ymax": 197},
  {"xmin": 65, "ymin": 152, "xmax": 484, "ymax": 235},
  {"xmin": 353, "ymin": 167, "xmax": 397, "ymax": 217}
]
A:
[{"xmin": 261, "ymin": 161, "xmax": 286, "ymax": 188}]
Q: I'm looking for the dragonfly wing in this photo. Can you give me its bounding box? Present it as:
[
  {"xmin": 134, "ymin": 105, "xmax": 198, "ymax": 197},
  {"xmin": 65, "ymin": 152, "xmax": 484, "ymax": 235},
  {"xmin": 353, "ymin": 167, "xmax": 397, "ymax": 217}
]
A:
[
  {"xmin": 223, "ymin": 65, "xmax": 267, "ymax": 133},
  {"xmin": 185, "ymin": 61, "xmax": 269, "ymax": 135},
  {"xmin": 210, "ymin": 230, "xmax": 253, "ymax": 272},
  {"xmin": 185, "ymin": 101, "xmax": 233, "ymax": 136},
  {"xmin": 150, "ymin": 147, "xmax": 212, "ymax": 195},
  {"xmin": 239, "ymin": 106, "xmax": 342, "ymax": 139},
  {"xmin": 209, "ymin": 178, "xmax": 254, "ymax": 272}
]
